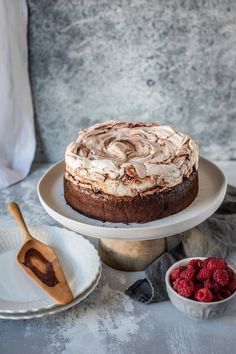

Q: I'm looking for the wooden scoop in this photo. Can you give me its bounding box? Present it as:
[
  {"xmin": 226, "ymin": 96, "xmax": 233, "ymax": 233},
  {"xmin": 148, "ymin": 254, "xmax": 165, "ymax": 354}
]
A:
[{"xmin": 8, "ymin": 202, "xmax": 73, "ymax": 305}]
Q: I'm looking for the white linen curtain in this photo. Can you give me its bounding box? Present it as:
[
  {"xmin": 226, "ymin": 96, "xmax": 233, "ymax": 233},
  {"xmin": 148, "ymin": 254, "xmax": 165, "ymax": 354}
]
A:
[{"xmin": 0, "ymin": 0, "xmax": 35, "ymax": 189}]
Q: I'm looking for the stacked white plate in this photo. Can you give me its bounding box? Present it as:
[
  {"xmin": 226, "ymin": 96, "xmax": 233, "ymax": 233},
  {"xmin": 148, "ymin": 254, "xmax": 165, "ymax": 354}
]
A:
[{"xmin": 0, "ymin": 226, "xmax": 101, "ymax": 320}]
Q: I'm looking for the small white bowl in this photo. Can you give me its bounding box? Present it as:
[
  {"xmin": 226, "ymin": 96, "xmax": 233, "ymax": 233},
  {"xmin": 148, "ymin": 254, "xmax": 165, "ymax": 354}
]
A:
[{"xmin": 165, "ymin": 257, "xmax": 236, "ymax": 319}]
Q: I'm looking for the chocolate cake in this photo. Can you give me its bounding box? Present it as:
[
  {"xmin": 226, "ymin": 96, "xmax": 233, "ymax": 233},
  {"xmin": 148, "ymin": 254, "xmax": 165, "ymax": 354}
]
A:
[{"xmin": 64, "ymin": 121, "xmax": 199, "ymax": 223}]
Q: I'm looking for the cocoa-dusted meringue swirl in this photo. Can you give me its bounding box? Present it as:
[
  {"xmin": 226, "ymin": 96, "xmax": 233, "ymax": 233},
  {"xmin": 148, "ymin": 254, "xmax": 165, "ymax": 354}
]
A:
[{"xmin": 65, "ymin": 121, "xmax": 199, "ymax": 197}]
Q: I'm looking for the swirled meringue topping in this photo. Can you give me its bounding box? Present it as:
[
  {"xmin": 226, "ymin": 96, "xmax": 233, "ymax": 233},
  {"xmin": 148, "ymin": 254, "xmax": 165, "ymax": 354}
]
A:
[{"xmin": 65, "ymin": 121, "xmax": 199, "ymax": 196}]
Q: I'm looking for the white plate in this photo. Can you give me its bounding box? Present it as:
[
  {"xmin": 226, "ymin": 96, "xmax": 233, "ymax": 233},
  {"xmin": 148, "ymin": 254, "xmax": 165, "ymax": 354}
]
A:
[
  {"xmin": 0, "ymin": 226, "xmax": 101, "ymax": 313},
  {"xmin": 37, "ymin": 157, "xmax": 227, "ymax": 240},
  {"xmin": 0, "ymin": 268, "xmax": 101, "ymax": 320}
]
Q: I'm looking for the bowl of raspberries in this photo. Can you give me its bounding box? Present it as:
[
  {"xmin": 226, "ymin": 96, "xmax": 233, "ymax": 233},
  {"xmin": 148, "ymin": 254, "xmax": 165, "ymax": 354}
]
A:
[{"xmin": 165, "ymin": 257, "xmax": 236, "ymax": 319}]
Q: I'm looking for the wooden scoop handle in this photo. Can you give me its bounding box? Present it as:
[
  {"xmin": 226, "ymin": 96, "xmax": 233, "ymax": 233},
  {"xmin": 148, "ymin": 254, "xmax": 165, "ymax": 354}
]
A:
[{"xmin": 7, "ymin": 202, "xmax": 32, "ymax": 241}]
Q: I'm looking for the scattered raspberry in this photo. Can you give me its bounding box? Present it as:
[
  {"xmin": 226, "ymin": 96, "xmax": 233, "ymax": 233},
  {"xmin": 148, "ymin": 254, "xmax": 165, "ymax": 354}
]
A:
[
  {"xmin": 227, "ymin": 276, "xmax": 236, "ymax": 292},
  {"xmin": 180, "ymin": 268, "xmax": 196, "ymax": 282},
  {"xmin": 213, "ymin": 269, "xmax": 229, "ymax": 286},
  {"xmin": 177, "ymin": 279, "xmax": 194, "ymax": 298},
  {"xmin": 196, "ymin": 268, "xmax": 212, "ymax": 281},
  {"xmin": 207, "ymin": 258, "xmax": 226, "ymax": 271},
  {"xmin": 203, "ymin": 279, "xmax": 220, "ymax": 293},
  {"xmin": 170, "ymin": 266, "xmax": 186, "ymax": 282},
  {"xmin": 188, "ymin": 259, "xmax": 201, "ymax": 270},
  {"xmin": 195, "ymin": 288, "xmax": 213, "ymax": 302}
]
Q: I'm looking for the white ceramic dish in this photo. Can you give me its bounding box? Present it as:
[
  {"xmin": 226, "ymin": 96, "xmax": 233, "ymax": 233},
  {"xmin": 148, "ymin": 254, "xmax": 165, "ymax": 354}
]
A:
[
  {"xmin": 38, "ymin": 156, "xmax": 226, "ymax": 240},
  {"xmin": 0, "ymin": 268, "xmax": 101, "ymax": 320},
  {"xmin": 0, "ymin": 226, "xmax": 101, "ymax": 313},
  {"xmin": 165, "ymin": 257, "xmax": 236, "ymax": 319}
]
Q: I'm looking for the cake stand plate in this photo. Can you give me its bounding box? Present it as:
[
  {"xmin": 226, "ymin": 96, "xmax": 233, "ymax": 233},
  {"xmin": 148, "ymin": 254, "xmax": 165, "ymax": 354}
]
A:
[{"xmin": 38, "ymin": 157, "xmax": 226, "ymax": 271}]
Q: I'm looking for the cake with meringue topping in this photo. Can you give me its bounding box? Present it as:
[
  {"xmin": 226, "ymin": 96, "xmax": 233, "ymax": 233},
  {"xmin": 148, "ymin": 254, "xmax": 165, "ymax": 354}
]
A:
[{"xmin": 64, "ymin": 121, "xmax": 199, "ymax": 223}]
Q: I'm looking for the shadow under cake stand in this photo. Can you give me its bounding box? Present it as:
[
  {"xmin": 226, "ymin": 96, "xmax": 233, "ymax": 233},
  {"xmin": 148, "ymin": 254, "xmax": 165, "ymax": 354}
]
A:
[{"xmin": 38, "ymin": 157, "xmax": 226, "ymax": 271}]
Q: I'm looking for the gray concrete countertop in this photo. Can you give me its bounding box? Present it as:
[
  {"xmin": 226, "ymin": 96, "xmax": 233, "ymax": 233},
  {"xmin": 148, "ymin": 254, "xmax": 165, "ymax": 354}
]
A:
[{"xmin": 0, "ymin": 162, "xmax": 236, "ymax": 354}]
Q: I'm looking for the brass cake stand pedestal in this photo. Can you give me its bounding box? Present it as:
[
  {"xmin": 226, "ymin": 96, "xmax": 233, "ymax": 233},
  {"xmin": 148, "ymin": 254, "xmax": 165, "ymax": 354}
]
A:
[
  {"xmin": 99, "ymin": 238, "xmax": 167, "ymax": 271},
  {"xmin": 38, "ymin": 157, "xmax": 227, "ymax": 272}
]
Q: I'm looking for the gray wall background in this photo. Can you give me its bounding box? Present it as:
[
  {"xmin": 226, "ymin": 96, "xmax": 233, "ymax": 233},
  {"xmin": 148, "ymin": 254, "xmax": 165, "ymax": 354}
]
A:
[{"xmin": 28, "ymin": 0, "xmax": 236, "ymax": 162}]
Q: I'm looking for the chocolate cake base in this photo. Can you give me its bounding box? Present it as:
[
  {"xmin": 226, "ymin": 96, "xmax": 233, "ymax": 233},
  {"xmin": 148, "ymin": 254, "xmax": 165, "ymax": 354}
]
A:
[{"xmin": 64, "ymin": 171, "xmax": 198, "ymax": 224}]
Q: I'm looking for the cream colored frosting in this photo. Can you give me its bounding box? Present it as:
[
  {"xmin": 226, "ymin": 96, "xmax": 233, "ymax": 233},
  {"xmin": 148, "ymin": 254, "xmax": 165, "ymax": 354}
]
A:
[{"xmin": 65, "ymin": 121, "xmax": 199, "ymax": 196}]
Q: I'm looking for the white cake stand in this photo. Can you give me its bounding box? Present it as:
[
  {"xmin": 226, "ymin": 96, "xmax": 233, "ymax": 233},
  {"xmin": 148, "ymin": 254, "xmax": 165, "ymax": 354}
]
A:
[{"xmin": 38, "ymin": 157, "xmax": 226, "ymax": 271}]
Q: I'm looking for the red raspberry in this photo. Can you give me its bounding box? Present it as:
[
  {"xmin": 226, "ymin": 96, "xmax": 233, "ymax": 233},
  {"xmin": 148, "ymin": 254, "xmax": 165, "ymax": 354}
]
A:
[
  {"xmin": 213, "ymin": 269, "xmax": 229, "ymax": 286},
  {"xmin": 195, "ymin": 288, "xmax": 213, "ymax": 302},
  {"xmin": 197, "ymin": 260, "xmax": 203, "ymax": 268},
  {"xmin": 227, "ymin": 276, "xmax": 236, "ymax": 292},
  {"xmin": 188, "ymin": 259, "xmax": 201, "ymax": 270},
  {"xmin": 216, "ymin": 293, "xmax": 224, "ymax": 301},
  {"xmin": 218, "ymin": 288, "xmax": 232, "ymax": 299},
  {"xmin": 203, "ymin": 279, "xmax": 220, "ymax": 293},
  {"xmin": 177, "ymin": 279, "xmax": 194, "ymax": 298},
  {"xmin": 212, "ymin": 294, "xmax": 218, "ymax": 302},
  {"xmin": 226, "ymin": 266, "xmax": 235, "ymax": 279},
  {"xmin": 196, "ymin": 268, "xmax": 212, "ymax": 281},
  {"xmin": 172, "ymin": 278, "xmax": 182, "ymax": 291},
  {"xmin": 207, "ymin": 258, "xmax": 226, "ymax": 271},
  {"xmin": 170, "ymin": 266, "xmax": 186, "ymax": 282},
  {"xmin": 180, "ymin": 268, "xmax": 196, "ymax": 282},
  {"xmin": 194, "ymin": 283, "xmax": 202, "ymax": 293},
  {"xmin": 201, "ymin": 258, "xmax": 213, "ymax": 268}
]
